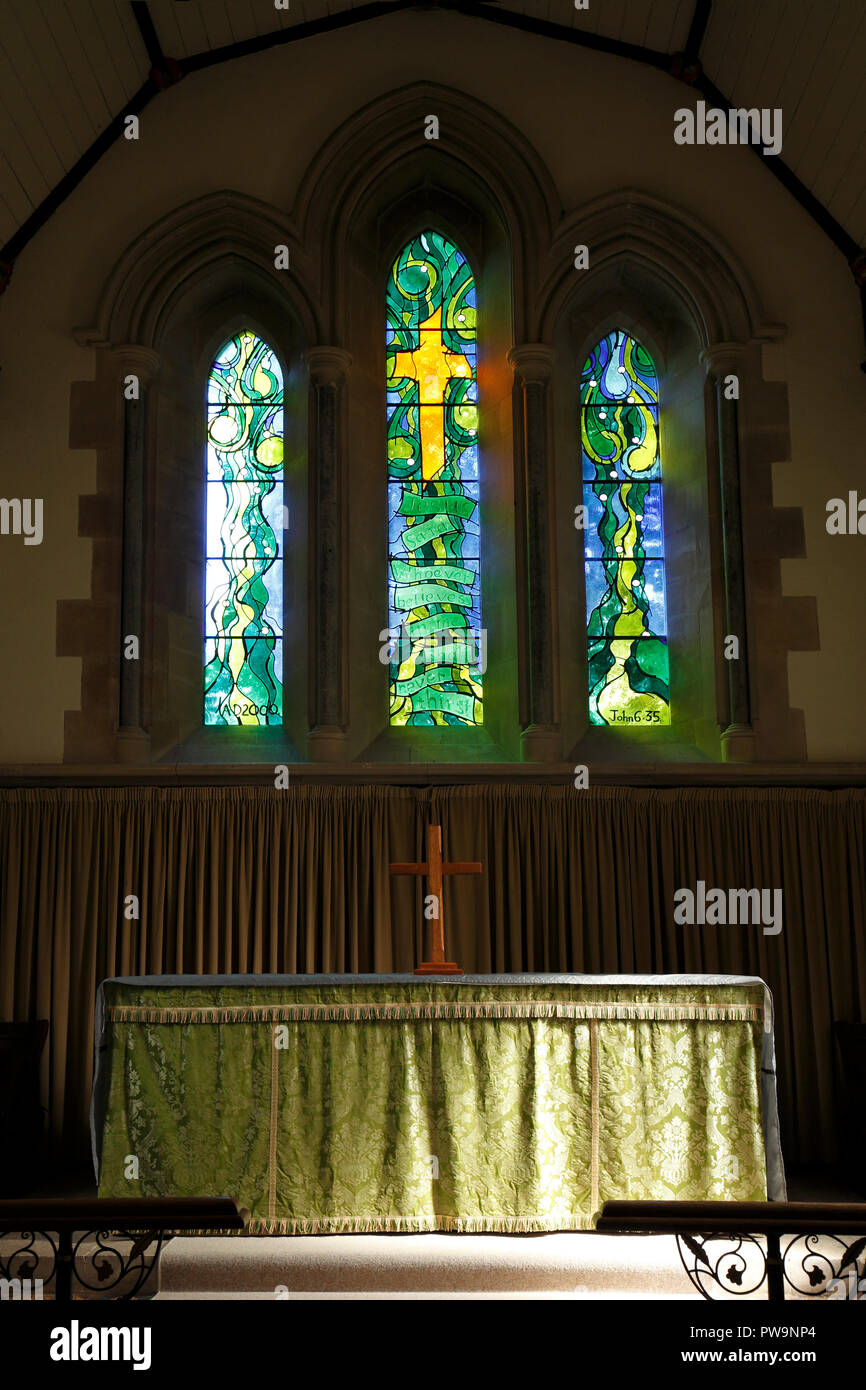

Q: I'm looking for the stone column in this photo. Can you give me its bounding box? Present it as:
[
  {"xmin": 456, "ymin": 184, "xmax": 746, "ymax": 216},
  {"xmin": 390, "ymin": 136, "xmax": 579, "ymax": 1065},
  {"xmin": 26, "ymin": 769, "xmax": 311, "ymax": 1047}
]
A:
[
  {"xmin": 702, "ymin": 343, "xmax": 756, "ymax": 762},
  {"xmin": 304, "ymin": 346, "xmax": 352, "ymax": 761},
  {"xmin": 112, "ymin": 344, "xmax": 160, "ymax": 763},
  {"xmin": 508, "ymin": 343, "xmax": 560, "ymax": 762}
]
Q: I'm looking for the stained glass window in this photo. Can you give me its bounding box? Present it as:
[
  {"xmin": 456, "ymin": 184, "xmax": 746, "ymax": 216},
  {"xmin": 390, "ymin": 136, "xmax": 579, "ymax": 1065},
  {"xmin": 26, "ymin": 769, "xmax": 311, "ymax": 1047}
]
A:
[
  {"xmin": 204, "ymin": 331, "xmax": 283, "ymax": 725},
  {"xmin": 581, "ymin": 331, "xmax": 670, "ymax": 726},
  {"xmin": 386, "ymin": 231, "xmax": 482, "ymax": 726}
]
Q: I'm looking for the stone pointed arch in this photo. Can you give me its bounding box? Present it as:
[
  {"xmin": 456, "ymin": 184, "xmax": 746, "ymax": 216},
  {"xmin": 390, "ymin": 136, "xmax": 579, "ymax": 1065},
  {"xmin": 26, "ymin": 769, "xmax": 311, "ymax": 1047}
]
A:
[
  {"xmin": 537, "ymin": 189, "xmax": 778, "ymax": 348},
  {"xmin": 289, "ymin": 83, "xmax": 560, "ymax": 761},
  {"xmin": 74, "ymin": 190, "xmax": 320, "ymax": 350},
  {"xmin": 63, "ymin": 192, "xmax": 318, "ymax": 764},
  {"xmin": 295, "ymin": 82, "xmax": 561, "ymax": 344},
  {"xmin": 545, "ymin": 191, "xmax": 816, "ymax": 764}
]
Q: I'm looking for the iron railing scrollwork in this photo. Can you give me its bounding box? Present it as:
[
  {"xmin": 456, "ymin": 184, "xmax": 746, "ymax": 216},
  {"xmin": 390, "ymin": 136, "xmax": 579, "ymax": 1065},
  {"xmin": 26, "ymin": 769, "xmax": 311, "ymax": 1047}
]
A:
[
  {"xmin": 0, "ymin": 1197, "xmax": 247, "ymax": 1301},
  {"xmin": 0, "ymin": 1226, "xmax": 165, "ymax": 1301},
  {"xmin": 676, "ymin": 1230, "xmax": 866, "ymax": 1301}
]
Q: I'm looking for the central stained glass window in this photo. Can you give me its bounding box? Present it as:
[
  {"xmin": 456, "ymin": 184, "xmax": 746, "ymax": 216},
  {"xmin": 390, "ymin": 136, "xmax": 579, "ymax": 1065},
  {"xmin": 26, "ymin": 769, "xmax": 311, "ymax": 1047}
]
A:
[
  {"xmin": 581, "ymin": 330, "xmax": 670, "ymax": 726},
  {"xmin": 386, "ymin": 231, "xmax": 482, "ymax": 726},
  {"xmin": 204, "ymin": 331, "xmax": 283, "ymax": 726}
]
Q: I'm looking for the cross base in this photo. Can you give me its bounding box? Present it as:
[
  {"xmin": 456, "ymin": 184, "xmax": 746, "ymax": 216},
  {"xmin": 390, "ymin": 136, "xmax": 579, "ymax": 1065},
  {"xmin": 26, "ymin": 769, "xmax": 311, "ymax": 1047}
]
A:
[{"xmin": 414, "ymin": 962, "xmax": 464, "ymax": 976}]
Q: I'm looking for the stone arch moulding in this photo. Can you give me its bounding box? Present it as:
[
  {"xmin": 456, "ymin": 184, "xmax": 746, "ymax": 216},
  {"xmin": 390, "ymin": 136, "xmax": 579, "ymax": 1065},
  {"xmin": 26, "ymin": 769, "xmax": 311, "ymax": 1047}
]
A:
[
  {"xmin": 294, "ymin": 81, "xmax": 562, "ymax": 346},
  {"xmin": 542, "ymin": 190, "xmax": 818, "ymax": 762},
  {"xmin": 73, "ymin": 190, "xmax": 321, "ymax": 351},
  {"xmin": 63, "ymin": 192, "xmax": 320, "ymax": 763},
  {"xmin": 537, "ymin": 189, "xmax": 775, "ymax": 347}
]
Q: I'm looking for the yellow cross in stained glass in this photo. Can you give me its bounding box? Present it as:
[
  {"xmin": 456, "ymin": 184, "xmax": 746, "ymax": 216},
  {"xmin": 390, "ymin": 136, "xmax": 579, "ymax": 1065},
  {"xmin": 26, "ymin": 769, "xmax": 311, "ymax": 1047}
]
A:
[{"xmin": 391, "ymin": 306, "xmax": 473, "ymax": 481}]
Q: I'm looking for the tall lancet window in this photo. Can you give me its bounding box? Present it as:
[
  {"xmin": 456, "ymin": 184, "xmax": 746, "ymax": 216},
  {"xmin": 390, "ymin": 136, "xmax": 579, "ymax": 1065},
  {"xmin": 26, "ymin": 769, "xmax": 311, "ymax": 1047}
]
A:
[
  {"xmin": 386, "ymin": 231, "xmax": 482, "ymax": 726},
  {"xmin": 581, "ymin": 330, "xmax": 670, "ymax": 726},
  {"xmin": 204, "ymin": 331, "xmax": 284, "ymax": 725}
]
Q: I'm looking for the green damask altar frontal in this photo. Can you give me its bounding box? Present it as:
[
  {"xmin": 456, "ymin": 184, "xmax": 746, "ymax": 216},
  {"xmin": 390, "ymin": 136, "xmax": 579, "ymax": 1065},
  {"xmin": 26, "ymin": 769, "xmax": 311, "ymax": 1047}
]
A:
[{"xmin": 92, "ymin": 975, "xmax": 783, "ymax": 1234}]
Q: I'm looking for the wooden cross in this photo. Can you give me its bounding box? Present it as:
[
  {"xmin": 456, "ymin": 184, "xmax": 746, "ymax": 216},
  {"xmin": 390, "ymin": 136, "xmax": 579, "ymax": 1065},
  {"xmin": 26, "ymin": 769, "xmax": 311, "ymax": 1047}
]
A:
[{"xmin": 389, "ymin": 824, "xmax": 482, "ymax": 975}]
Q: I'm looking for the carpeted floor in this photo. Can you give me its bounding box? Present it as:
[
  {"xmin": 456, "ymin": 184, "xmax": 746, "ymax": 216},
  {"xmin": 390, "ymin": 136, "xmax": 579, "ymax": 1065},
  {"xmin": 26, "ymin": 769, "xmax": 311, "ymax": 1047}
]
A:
[{"xmin": 155, "ymin": 1232, "xmax": 700, "ymax": 1300}]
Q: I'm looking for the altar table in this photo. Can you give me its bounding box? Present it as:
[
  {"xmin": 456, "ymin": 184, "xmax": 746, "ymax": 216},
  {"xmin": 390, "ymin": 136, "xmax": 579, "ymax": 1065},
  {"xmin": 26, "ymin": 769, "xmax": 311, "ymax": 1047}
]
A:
[{"xmin": 91, "ymin": 974, "xmax": 785, "ymax": 1234}]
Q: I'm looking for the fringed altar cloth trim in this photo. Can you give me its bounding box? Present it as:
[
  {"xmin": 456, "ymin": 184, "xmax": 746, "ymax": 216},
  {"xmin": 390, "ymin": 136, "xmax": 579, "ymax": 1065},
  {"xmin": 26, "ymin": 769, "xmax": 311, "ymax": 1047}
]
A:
[
  {"xmin": 156, "ymin": 1214, "xmax": 599, "ymax": 1236},
  {"xmin": 105, "ymin": 1001, "xmax": 763, "ymax": 1024}
]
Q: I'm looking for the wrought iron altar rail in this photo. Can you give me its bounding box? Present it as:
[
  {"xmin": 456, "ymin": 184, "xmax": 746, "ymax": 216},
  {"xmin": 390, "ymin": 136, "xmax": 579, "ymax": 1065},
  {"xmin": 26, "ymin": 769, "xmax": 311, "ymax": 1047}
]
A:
[
  {"xmin": 597, "ymin": 1200, "xmax": 866, "ymax": 1302},
  {"xmin": 0, "ymin": 1197, "xmax": 249, "ymax": 1301}
]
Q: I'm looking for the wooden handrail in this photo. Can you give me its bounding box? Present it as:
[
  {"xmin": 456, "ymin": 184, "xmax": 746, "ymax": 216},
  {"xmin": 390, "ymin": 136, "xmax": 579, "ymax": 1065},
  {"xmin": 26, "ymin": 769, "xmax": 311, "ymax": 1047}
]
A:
[
  {"xmin": 597, "ymin": 1200, "xmax": 866, "ymax": 1235},
  {"xmin": 0, "ymin": 1196, "xmax": 248, "ymax": 1232}
]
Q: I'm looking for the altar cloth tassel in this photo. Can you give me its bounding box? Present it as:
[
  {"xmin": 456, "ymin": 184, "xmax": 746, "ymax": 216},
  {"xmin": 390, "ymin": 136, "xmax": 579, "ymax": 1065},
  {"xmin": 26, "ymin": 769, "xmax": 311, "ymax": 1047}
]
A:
[
  {"xmin": 240, "ymin": 1213, "xmax": 597, "ymax": 1235},
  {"xmin": 152, "ymin": 1213, "xmax": 598, "ymax": 1236},
  {"xmin": 106, "ymin": 1001, "xmax": 763, "ymax": 1025}
]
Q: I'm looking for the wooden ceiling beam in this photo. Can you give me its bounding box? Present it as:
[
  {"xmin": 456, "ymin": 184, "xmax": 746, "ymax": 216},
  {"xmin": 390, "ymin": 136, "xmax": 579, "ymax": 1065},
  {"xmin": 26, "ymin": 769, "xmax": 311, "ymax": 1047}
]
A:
[
  {"xmin": 684, "ymin": 0, "xmax": 713, "ymax": 63},
  {"xmin": 0, "ymin": 0, "xmax": 863, "ymax": 366},
  {"xmin": 130, "ymin": 1, "xmax": 165, "ymax": 69}
]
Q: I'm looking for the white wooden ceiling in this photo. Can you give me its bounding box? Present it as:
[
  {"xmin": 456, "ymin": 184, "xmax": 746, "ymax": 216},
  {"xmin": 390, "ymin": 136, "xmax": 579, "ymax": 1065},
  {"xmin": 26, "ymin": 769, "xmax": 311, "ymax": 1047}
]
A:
[{"xmin": 1, "ymin": 0, "xmax": 864, "ymax": 256}]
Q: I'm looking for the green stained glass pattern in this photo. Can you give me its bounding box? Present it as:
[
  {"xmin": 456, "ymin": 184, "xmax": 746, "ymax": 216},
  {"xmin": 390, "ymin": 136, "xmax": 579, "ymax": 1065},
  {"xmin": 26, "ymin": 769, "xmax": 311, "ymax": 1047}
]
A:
[
  {"xmin": 581, "ymin": 332, "xmax": 670, "ymax": 726},
  {"xmin": 387, "ymin": 231, "xmax": 482, "ymax": 726},
  {"xmin": 204, "ymin": 332, "xmax": 283, "ymax": 725}
]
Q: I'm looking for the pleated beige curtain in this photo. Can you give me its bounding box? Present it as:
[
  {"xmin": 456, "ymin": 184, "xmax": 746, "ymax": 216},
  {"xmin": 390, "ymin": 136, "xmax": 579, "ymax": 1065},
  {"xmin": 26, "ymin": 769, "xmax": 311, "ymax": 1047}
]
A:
[{"xmin": 1, "ymin": 785, "xmax": 864, "ymax": 1166}]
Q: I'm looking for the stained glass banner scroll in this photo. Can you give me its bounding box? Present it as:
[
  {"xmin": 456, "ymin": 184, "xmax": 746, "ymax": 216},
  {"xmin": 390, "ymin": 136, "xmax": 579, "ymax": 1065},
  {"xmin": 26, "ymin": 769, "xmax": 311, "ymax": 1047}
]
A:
[
  {"xmin": 581, "ymin": 331, "xmax": 670, "ymax": 726},
  {"xmin": 204, "ymin": 331, "xmax": 283, "ymax": 725},
  {"xmin": 386, "ymin": 231, "xmax": 482, "ymax": 726}
]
